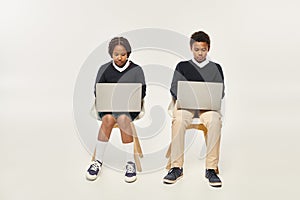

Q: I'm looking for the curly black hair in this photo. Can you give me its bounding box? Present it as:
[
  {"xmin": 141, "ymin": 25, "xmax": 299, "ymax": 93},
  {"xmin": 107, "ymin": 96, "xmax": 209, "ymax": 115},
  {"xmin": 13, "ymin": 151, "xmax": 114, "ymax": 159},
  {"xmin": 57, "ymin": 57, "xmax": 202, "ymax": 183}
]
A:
[
  {"xmin": 108, "ymin": 37, "xmax": 132, "ymax": 58},
  {"xmin": 190, "ymin": 31, "xmax": 210, "ymax": 50}
]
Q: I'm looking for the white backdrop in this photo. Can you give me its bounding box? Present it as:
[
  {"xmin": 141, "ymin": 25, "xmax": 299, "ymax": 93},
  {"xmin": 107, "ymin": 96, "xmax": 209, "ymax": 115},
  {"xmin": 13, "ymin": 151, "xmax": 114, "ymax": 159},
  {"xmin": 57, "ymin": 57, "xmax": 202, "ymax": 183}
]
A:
[{"xmin": 1, "ymin": 0, "xmax": 300, "ymax": 199}]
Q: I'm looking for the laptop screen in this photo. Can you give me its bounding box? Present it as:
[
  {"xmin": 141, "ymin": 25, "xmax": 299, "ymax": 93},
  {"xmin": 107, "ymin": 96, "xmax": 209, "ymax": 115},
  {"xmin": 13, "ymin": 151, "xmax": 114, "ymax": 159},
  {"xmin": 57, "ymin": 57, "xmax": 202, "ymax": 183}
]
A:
[
  {"xmin": 96, "ymin": 83, "xmax": 142, "ymax": 112},
  {"xmin": 177, "ymin": 81, "xmax": 223, "ymax": 110}
]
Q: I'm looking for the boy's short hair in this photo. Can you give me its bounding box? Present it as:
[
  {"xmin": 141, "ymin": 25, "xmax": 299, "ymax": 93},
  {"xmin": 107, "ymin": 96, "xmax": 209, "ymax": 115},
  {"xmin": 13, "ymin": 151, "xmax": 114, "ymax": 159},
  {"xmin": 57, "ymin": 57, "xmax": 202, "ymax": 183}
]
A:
[
  {"xmin": 190, "ymin": 31, "xmax": 210, "ymax": 50},
  {"xmin": 108, "ymin": 37, "xmax": 132, "ymax": 57}
]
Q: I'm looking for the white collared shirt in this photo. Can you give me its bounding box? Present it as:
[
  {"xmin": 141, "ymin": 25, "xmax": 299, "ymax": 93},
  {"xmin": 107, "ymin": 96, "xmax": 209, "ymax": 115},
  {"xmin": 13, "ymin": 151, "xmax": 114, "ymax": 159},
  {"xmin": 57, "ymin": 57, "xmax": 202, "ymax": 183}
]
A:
[
  {"xmin": 191, "ymin": 58, "xmax": 209, "ymax": 68},
  {"xmin": 112, "ymin": 60, "xmax": 130, "ymax": 72}
]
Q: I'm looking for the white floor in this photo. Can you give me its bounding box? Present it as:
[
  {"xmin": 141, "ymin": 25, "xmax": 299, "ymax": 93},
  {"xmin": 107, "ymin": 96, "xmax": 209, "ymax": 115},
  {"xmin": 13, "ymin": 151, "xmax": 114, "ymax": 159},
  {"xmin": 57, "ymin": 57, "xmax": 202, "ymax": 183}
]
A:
[{"xmin": 1, "ymin": 89, "xmax": 299, "ymax": 200}]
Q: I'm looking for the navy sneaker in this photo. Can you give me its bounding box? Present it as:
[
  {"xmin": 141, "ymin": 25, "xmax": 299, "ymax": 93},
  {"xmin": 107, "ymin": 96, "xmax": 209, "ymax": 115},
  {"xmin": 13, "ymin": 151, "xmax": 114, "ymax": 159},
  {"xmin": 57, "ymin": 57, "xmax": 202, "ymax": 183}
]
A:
[
  {"xmin": 163, "ymin": 167, "xmax": 183, "ymax": 184},
  {"xmin": 86, "ymin": 160, "xmax": 102, "ymax": 181},
  {"xmin": 205, "ymin": 169, "xmax": 222, "ymax": 187},
  {"xmin": 125, "ymin": 161, "xmax": 137, "ymax": 183}
]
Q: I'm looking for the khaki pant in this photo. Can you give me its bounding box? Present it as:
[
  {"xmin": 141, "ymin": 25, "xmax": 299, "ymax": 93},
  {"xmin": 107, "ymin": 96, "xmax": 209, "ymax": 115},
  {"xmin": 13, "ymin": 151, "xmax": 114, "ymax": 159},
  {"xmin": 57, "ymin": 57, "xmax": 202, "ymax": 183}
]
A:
[{"xmin": 169, "ymin": 105, "xmax": 222, "ymax": 170}]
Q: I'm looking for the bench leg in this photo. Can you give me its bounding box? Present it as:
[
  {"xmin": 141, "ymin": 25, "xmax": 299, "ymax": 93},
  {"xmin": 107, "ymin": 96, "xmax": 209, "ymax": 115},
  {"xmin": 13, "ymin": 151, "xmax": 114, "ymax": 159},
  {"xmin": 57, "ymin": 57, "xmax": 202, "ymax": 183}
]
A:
[
  {"xmin": 165, "ymin": 143, "xmax": 171, "ymax": 158},
  {"xmin": 131, "ymin": 123, "xmax": 143, "ymax": 172},
  {"xmin": 91, "ymin": 147, "xmax": 96, "ymax": 161},
  {"xmin": 131, "ymin": 123, "xmax": 143, "ymax": 158}
]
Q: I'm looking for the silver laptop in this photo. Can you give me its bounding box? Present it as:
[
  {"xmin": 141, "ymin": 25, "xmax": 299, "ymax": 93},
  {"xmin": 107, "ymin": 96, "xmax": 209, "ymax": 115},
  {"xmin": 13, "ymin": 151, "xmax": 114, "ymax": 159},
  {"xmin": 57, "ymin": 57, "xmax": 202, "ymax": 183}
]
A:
[
  {"xmin": 177, "ymin": 81, "xmax": 223, "ymax": 110},
  {"xmin": 96, "ymin": 83, "xmax": 142, "ymax": 112}
]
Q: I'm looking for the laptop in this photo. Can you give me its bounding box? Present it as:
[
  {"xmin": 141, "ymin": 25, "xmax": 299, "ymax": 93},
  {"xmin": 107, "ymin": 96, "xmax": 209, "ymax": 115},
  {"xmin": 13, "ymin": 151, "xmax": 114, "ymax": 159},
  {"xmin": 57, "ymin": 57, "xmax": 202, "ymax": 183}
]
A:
[
  {"xmin": 96, "ymin": 83, "xmax": 142, "ymax": 112},
  {"xmin": 177, "ymin": 81, "xmax": 223, "ymax": 110}
]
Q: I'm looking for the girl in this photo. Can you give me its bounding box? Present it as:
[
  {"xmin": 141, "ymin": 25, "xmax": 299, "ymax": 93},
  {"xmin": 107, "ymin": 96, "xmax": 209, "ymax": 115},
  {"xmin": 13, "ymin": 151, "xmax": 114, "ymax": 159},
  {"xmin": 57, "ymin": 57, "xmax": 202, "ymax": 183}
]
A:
[{"xmin": 86, "ymin": 37, "xmax": 146, "ymax": 183}]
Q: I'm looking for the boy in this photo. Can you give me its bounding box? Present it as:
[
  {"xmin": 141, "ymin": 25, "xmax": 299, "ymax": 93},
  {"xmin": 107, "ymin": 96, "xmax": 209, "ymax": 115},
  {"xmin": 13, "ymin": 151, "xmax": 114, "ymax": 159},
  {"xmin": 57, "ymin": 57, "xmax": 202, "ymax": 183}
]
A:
[{"xmin": 163, "ymin": 31, "xmax": 225, "ymax": 187}]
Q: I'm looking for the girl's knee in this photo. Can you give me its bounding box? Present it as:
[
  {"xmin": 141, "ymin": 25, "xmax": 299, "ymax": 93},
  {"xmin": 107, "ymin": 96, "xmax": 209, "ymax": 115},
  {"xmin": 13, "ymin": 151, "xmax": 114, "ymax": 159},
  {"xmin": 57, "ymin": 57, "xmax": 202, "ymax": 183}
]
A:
[
  {"xmin": 116, "ymin": 114, "xmax": 131, "ymax": 126},
  {"xmin": 101, "ymin": 114, "xmax": 116, "ymax": 127}
]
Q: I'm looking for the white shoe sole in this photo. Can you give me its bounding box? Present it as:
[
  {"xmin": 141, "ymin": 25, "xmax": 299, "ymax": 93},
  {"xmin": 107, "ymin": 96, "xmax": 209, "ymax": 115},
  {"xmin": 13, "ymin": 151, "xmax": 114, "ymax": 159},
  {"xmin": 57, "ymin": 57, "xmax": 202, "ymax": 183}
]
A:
[
  {"xmin": 163, "ymin": 174, "xmax": 183, "ymax": 184},
  {"xmin": 209, "ymin": 181, "xmax": 222, "ymax": 187},
  {"xmin": 125, "ymin": 176, "xmax": 137, "ymax": 183},
  {"xmin": 86, "ymin": 173, "xmax": 99, "ymax": 181}
]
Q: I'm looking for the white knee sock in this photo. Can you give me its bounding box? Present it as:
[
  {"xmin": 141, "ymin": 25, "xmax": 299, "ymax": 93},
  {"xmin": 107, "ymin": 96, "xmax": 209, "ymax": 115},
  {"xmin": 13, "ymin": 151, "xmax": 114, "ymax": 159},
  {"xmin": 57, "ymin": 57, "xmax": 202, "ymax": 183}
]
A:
[
  {"xmin": 123, "ymin": 142, "xmax": 134, "ymax": 163},
  {"xmin": 96, "ymin": 140, "xmax": 108, "ymax": 163}
]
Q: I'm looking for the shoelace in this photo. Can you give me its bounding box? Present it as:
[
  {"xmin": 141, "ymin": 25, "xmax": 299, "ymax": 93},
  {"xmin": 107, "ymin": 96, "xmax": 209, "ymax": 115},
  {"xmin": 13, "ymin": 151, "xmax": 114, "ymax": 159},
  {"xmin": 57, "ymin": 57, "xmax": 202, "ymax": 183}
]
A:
[
  {"xmin": 168, "ymin": 168, "xmax": 181, "ymax": 175},
  {"xmin": 167, "ymin": 168, "xmax": 175, "ymax": 174},
  {"xmin": 126, "ymin": 164, "xmax": 135, "ymax": 173},
  {"xmin": 207, "ymin": 170, "xmax": 217, "ymax": 179},
  {"xmin": 90, "ymin": 162, "xmax": 100, "ymax": 171}
]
